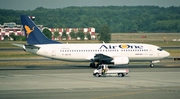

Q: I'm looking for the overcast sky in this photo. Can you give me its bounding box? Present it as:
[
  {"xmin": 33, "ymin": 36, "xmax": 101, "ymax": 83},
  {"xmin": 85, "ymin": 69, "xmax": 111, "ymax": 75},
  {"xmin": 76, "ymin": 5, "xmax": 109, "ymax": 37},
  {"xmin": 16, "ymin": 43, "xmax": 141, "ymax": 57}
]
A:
[{"xmin": 0, "ymin": 0, "xmax": 180, "ymax": 10}]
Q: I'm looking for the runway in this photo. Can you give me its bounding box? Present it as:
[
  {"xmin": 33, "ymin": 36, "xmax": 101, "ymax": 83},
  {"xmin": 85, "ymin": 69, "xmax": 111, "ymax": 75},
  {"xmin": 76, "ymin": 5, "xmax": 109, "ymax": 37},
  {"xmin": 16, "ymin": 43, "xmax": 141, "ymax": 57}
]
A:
[{"xmin": 0, "ymin": 61, "xmax": 180, "ymax": 99}]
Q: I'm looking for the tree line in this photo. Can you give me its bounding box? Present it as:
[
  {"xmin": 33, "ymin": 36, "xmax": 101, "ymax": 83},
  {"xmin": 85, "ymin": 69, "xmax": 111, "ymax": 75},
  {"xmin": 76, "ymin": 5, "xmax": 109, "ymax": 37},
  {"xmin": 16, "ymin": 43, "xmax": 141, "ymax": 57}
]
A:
[
  {"xmin": 0, "ymin": 6, "xmax": 180, "ymax": 33},
  {"xmin": 42, "ymin": 28, "xmax": 92, "ymax": 40}
]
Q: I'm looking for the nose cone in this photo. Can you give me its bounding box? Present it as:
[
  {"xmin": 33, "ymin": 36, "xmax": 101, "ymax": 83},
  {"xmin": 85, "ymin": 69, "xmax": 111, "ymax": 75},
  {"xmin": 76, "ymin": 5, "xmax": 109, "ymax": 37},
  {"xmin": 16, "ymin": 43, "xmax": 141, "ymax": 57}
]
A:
[
  {"xmin": 164, "ymin": 51, "xmax": 170, "ymax": 57},
  {"xmin": 159, "ymin": 51, "xmax": 170, "ymax": 58}
]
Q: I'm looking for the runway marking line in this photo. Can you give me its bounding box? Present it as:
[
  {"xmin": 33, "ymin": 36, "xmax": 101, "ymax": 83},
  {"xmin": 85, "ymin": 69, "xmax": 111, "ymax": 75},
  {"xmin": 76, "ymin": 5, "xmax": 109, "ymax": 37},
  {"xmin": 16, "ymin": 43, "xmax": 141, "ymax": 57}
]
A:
[{"xmin": 91, "ymin": 89, "xmax": 158, "ymax": 99}]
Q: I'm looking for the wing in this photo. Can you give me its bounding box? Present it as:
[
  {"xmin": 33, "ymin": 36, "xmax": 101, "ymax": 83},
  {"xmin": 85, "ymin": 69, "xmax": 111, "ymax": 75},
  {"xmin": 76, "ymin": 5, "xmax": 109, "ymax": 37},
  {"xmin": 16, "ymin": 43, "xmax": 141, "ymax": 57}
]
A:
[{"xmin": 93, "ymin": 54, "xmax": 113, "ymax": 63}]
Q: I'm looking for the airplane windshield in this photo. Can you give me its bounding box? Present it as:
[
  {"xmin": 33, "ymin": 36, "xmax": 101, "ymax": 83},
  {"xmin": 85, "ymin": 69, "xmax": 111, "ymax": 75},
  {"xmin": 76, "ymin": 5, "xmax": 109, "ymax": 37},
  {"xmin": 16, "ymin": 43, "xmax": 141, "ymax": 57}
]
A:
[{"xmin": 157, "ymin": 48, "xmax": 163, "ymax": 51}]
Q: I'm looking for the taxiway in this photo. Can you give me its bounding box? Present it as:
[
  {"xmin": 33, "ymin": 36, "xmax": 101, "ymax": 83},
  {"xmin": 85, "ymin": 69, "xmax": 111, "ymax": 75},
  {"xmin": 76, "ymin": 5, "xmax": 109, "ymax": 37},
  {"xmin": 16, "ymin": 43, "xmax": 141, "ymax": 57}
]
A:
[{"xmin": 0, "ymin": 62, "xmax": 180, "ymax": 99}]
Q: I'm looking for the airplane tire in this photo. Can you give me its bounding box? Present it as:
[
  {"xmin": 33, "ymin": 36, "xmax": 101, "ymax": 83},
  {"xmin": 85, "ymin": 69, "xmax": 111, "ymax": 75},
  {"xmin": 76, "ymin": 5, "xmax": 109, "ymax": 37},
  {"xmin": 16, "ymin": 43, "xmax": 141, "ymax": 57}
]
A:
[{"xmin": 150, "ymin": 64, "xmax": 154, "ymax": 67}]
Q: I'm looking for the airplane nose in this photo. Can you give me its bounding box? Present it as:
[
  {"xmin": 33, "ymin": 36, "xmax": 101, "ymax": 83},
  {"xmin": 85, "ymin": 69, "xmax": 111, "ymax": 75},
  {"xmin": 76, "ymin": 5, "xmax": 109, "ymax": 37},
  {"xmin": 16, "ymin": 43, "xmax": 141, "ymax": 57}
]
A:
[
  {"xmin": 164, "ymin": 51, "xmax": 170, "ymax": 57},
  {"xmin": 159, "ymin": 51, "xmax": 170, "ymax": 58}
]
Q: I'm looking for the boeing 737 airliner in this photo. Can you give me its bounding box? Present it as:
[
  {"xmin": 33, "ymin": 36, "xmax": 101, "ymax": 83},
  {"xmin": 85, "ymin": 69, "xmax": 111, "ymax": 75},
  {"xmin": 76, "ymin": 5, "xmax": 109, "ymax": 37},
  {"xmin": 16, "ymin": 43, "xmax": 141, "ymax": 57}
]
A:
[{"xmin": 14, "ymin": 15, "xmax": 170, "ymax": 67}]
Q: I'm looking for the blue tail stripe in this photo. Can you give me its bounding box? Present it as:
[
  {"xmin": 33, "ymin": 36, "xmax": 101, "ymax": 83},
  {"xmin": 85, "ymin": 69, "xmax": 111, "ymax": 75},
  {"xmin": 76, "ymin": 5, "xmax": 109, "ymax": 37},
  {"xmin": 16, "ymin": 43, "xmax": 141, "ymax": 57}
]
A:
[{"xmin": 21, "ymin": 15, "xmax": 61, "ymax": 44}]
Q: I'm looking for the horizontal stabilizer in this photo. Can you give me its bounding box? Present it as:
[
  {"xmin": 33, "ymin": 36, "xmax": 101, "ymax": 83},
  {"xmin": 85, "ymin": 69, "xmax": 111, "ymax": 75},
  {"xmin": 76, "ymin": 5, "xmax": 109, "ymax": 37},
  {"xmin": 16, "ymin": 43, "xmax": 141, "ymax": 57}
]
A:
[
  {"xmin": 24, "ymin": 45, "xmax": 40, "ymax": 49},
  {"xmin": 12, "ymin": 44, "xmax": 24, "ymax": 48}
]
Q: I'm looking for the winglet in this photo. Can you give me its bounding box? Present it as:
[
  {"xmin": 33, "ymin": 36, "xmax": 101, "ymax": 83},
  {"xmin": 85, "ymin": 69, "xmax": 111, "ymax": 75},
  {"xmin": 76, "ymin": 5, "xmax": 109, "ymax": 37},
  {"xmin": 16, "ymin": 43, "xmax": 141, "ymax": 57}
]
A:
[{"xmin": 20, "ymin": 15, "xmax": 61, "ymax": 44}]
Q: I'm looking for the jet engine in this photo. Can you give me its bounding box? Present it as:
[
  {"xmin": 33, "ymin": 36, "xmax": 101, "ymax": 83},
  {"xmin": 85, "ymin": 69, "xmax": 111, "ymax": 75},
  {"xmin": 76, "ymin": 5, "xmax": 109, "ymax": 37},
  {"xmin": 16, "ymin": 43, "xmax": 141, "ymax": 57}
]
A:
[{"xmin": 111, "ymin": 57, "xmax": 129, "ymax": 65}]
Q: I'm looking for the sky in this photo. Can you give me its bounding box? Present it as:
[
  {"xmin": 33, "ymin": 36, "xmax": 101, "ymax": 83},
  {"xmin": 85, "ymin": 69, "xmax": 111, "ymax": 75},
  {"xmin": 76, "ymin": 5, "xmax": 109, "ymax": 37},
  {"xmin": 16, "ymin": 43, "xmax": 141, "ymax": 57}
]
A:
[{"xmin": 0, "ymin": 0, "xmax": 180, "ymax": 10}]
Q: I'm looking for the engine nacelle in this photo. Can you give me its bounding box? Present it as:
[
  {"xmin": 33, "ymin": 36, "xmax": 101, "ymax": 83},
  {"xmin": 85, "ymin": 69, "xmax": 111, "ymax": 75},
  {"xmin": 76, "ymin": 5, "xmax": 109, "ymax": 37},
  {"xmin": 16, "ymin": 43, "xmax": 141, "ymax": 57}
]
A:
[{"xmin": 111, "ymin": 57, "xmax": 129, "ymax": 65}]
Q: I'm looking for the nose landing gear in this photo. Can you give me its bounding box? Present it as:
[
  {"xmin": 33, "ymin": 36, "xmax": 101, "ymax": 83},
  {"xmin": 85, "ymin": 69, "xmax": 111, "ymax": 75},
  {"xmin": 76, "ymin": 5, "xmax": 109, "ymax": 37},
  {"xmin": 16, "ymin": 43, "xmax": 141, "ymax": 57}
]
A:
[
  {"xmin": 150, "ymin": 60, "xmax": 160, "ymax": 67},
  {"xmin": 90, "ymin": 62, "xmax": 101, "ymax": 68},
  {"xmin": 150, "ymin": 63, "xmax": 154, "ymax": 67}
]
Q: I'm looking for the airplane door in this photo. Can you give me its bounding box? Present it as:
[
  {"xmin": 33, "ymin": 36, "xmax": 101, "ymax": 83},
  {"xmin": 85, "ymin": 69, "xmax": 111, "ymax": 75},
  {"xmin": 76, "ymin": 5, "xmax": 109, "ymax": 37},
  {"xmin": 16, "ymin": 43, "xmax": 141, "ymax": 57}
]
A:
[
  {"xmin": 149, "ymin": 47, "xmax": 158, "ymax": 57},
  {"xmin": 52, "ymin": 48, "xmax": 56, "ymax": 56},
  {"xmin": 149, "ymin": 47, "xmax": 153, "ymax": 56}
]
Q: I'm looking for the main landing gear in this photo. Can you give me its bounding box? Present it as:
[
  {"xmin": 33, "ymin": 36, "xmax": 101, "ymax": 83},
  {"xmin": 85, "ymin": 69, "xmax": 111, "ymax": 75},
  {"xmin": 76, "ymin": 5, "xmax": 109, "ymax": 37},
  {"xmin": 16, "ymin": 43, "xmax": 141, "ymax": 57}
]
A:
[
  {"xmin": 150, "ymin": 63, "xmax": 154, "ymax": 67},
  {"xmin": 150, "ymin": 60, "xmax": 160, "ymax": 67},
  {"xmin": 90, "ymin": 62, "xmax": 101, "ymax": 68},
  {"xmin": 90, "ymin": 62, "xmax": 95, "ymax": 67}
]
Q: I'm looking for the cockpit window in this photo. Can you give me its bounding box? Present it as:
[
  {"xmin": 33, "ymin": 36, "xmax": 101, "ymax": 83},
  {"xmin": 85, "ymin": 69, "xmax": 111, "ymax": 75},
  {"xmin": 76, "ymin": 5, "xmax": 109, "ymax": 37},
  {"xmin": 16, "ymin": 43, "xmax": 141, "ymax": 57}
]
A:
[{"xmin": 157, "ymin": 48, "xmax": 163, "ymax": 51}]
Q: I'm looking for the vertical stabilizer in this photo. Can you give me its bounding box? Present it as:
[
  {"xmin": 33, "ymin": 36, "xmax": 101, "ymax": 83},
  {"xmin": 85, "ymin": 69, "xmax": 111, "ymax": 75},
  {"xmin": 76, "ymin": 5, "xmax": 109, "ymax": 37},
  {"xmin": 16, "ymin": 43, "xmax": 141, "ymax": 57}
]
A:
[{"xmin": 20, "ymin": 15, "xmax": 61, "ymax": 44}]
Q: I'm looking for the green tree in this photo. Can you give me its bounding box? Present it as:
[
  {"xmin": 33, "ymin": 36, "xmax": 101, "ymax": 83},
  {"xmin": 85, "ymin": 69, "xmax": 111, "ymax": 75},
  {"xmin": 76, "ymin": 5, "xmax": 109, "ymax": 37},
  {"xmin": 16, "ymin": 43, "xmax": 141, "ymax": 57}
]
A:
[
  {"xmin": 98, "ymin": 25, "xmax": 111, "ymax": 43},
  {"xmin": 20, "ymin": 36, "xmax": 26, "ymax": 41},
  {"xmin": 9, "ymin": 33, "xmax": 26, "ymax": 41},
  {"xmin": 1, "ymin": 6, "xmax": 180, "ymax": 33},
  {"xmin": 86, "ymin": 32, "xmax": 91, "ymax": 40},
  {"xmin": 61, "ymin": 29, "xmax": 68, "ymax": 40},
  {"xmin": 9, "ymin": 33, "xmax": 16, "ymax": 41},
  {"xmin": 69, "ymin": 29, "xmax": 76, "ymax": 40},
  {"xmin": 42, "ymin": 28, "xmax": 52, "ymax": 39},
  {"xmin": 15, "ymin": 36, "xmax": 25, "ymax": 41},
  {"xmin": 54, "ymin": 31, "xmax": 60, "ymax": 40},
  {"xmin": 3, "ymin": 35, "xmax": 9, "ymax": 41},
  {"xmin": 77, "ymin": 29, "xmax": 85, "ymax": 40}
]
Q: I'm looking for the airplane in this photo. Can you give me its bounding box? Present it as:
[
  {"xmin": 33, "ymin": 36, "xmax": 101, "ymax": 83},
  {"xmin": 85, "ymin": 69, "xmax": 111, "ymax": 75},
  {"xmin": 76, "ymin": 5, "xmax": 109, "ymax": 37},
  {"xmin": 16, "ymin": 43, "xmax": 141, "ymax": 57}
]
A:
[{"xmin": 14, "ymin": 15, "xmax": 170, "ymax": 68}]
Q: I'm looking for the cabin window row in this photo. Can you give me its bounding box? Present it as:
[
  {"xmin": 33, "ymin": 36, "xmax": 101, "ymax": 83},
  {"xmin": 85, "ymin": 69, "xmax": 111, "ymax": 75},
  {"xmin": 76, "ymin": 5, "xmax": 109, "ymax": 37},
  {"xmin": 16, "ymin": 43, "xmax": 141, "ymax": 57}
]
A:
[
  {"xmin": 121, "ymin": 49, "xmax": 148, "ymax": 52},
  {"xmin": 60, "ymin": 50, "xmax": 119, "ymax": 52}
]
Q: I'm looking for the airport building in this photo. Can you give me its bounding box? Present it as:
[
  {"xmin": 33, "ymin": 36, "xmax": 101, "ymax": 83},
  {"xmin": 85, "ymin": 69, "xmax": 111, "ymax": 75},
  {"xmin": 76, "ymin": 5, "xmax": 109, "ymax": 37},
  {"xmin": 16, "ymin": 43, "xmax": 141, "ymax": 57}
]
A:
[
  {"xmin": 50, "ymin": 27, "xmax": 95, "ymax": 40},
  {"xmin": 0, "ymin": 22, "xmax": 23, "ymax": 40},
  {"xmin": 0, "ymin": 22, "xmax": 96, "ymax": 40}
]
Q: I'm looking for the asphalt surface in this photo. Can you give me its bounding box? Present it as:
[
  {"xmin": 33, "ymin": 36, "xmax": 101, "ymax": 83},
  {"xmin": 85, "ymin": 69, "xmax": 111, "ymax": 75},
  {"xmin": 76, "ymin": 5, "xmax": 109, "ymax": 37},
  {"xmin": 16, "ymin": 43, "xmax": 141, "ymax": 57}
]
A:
[{"xmin": 0, "ymin": 59, "xmax": 180, "ymax": 99}]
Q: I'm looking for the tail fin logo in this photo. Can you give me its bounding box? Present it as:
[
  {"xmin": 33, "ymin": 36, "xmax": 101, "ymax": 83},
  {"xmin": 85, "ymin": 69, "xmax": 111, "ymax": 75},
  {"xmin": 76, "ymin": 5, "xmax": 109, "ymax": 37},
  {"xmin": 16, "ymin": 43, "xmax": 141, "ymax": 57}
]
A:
[{"xmin": 24, "ymin": 25, "xmax": 34, "ymax": 38}]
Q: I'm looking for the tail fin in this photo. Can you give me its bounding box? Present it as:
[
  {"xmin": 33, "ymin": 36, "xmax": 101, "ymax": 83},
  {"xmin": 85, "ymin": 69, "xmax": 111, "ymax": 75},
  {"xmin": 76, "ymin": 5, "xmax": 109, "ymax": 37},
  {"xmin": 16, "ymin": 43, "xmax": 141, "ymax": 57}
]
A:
[{"xmin": 20, "ymin": 15, "xmax": 61, "ymax": 44}]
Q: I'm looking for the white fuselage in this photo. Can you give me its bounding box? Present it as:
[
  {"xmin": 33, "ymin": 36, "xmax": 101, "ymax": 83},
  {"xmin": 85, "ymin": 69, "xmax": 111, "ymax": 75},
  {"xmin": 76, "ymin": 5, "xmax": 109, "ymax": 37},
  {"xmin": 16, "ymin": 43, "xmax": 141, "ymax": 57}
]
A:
[{"xmin": 25, "ymin": 43, "xmax": 170, "ymax": 62}]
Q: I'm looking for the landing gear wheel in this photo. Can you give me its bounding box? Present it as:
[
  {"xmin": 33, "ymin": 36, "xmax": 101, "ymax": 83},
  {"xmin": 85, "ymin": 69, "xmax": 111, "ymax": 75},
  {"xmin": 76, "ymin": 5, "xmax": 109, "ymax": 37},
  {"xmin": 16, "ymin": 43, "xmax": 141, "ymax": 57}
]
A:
[{"xmin": 150, "ymin": 63, "xmax": 154, "ymax": 67}]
